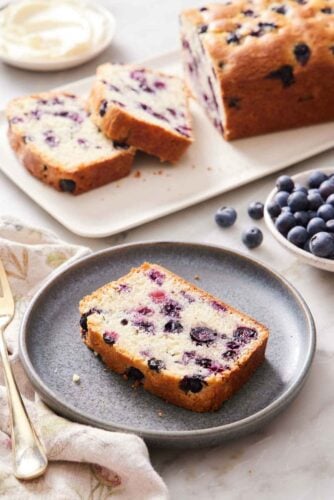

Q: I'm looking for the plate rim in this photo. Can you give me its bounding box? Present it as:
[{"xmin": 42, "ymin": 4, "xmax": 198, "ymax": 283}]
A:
[
  {"xmin": 1, "ymin": 49, "xmax": 334, "ymax": 238},
  {"xmin": 19, "ymin": 241, "xmax": 316, "ymax": 441},
  {"xmin": 264, "ymin": 166, "xmax": 334, "ymax": 272}
]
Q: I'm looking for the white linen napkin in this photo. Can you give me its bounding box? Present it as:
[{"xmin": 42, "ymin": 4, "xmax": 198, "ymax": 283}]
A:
[{"xmin": 0, "ymin": 216, "xmax": 168, "ymax": 500}]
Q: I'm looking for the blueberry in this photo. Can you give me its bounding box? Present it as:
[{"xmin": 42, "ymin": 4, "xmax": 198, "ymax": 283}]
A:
[
  {"xmin": 317, "ymin": 204, "xmax": 334, "ymax": 221},
  {"xmin": 164, "ymin": 319, "xmax": 183, "ymax": 333},
  {"xmin": 121, "ymin": 319, "xmax": 128, "ymax": 325},
  {"xmin": 242, "ymin": 227, "xmax": 263, "ymax": 249},
  {"xmin": 275, "ymin": 191, "xmax": 290, "ymax": 207},
  {"xmin": 222, "ymin": 350, "xmax": 238, "ymax": 360},
  {"xmin": 198, "ymin": 24, "xmax": 208, "ymax": 34},
  {"xmin": 294, "ymin": 43, "xmax": 311, "ymax": 65},
  {"xmin": 287, "ymin": 226, "xmax": 308, "ymax": 247},
  {"xmin": 307, "ymin": 210, "xmax": 317, "ymax": 219},
  {"xmin": 310, "ymin": 232, "xmax": 334, "ymax": 258},
  {"xmin": 59, "ymin": 179, "xmax": 76, "ymax": 193},
  {"xmin": 215, "ymin": 206, "xmax": 237, "ymax": 228},
  {"xmin": 267, "ymin": 200, "xmax": 281, "ymax": 218},
  {"xmin": 103, "ymin": 331, "xmax": 118, "ymax": 345},
  {"xmin": 148, "ymin": 269, "xmax": 165, "ymax": 285},
  {"xmin": 294, "ymin": 211, "xmax": 310, "ymax": 226},
  {"xmin": 326, "ymin": 220, "xmax": 334, "ymax": 233},
  {"xmin": 281, "ymin": 206, "xmax": 292, "ymax": 213},
  {"xmin": 308, "ymin": 170, "xmax": 328, "ymax": 188},
  {"xmin": 161, "ymin": 300, "xmax": 182, "ymax": 317},
  {"xmin": 179, "ymin": 376, "xmax": 205, "ymax": 393},
  {"xmin": 133, "ymin": 320, "xmax": 155, "ymax": 333},
  {"xmin": 326, "ymin": 194, "xmax": 334, "ymax": 207},
  {"xmin": 79, "ymin": 308, "xmax": 101, "ymax": 333},
  {"xmin": 306, "ymin": 217, "xmax": 326, "ymax": 236},
  {"xmin": 248, "ymin": 201, "xmax": 264, "ymax": 220},
  {"xmin": 126, "ymin": 367, "xmax": 144, "ymax": 381},
  {"xmin": 272, "ymin": 5, "xmax": 287, "ymax": 14},
  {"xmin": 287, "ymin": 191, "xmax": 309, "ymax": 212},
  {"xmin": 233, "ymin": 327, "xmax": 258, "ymax": 344},
  {"xmin": 319, "ymin": 179, "xmax": 334, "ymax": 199},
  {"xmin": 275, "ymin": 213, "xmax": 296, "ymax": 234},
  {"xmin": 226, "ymin": 32, "xmax": 240, "ymax": 44},
  {"xmin": 266, "ymin": 65, "xmax": 295, "ymax": 87},
  {"xmin": 148, "ymin": 358, "xmax": 165, "ymax": 372},
  {"xmin": 276, "ymin": 175, "xmax": 295, "ymax": 192},
  {"xmin": 307, "ymin": 191, "xmax": 324, "ymax": 210},
  {"xmin": 99, "ymin": 99, "xmax": 108, "ymax": 117},
  {"xmin": 226, "ymin": 341, "xmax": 240, "ymax": 350},
  {"xmin": 190, "ymin": 327, "xmax": 218, "ymax": 345},
  {"xmin": 195, "ymin": 357, "xmax": 212, "ymax": 368},
  {"xmin": 293, "ymin": 184, "xmax": 308, "ymax": 194},
  {"xmin": 303, "ymin": 238, "xmax": 311, "ymax": 253}
]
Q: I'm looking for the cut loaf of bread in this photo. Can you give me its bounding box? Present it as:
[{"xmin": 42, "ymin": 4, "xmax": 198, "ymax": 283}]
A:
[
  {"xmin": 79, "ymin": 262, "xmax": 269, "ymax": 412},
  {"xmin": 6, "ymin": 92, "xmax": 135, "ymax": 194},
  {"xmin": 88, "ymin": 64, "xmax": 193, "ymax": 163}
]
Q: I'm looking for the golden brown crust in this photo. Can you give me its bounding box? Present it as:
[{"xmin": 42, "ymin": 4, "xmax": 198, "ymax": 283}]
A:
[
  {"xmin": 6, "ymin": 92, "xmax": 135, "ymax": 195},
  {"xmin": 80, "ymin": 262, "xmax": 269, "ymax": 413},
  {"xmin": 88, "ymin": 65, "xmax": 193, "ymax": 163},
  {"xmin": 180, "ymin": 2, "xmax": 334, "ymax": 140}
]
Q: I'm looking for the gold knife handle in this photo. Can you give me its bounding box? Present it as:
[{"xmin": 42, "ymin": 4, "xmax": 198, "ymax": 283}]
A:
[{"xmin": 0, "ymin": 326, "xmax": 48, "ymax": 480}]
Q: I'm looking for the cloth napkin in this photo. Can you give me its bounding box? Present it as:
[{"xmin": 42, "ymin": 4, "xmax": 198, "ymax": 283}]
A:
[{"xmin": 0, "ymin": 216, "xmax": 168, "ymax": 500}]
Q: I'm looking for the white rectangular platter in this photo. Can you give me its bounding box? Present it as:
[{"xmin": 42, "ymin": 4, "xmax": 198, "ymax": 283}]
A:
[{"xmin": 1, "ymin": 50, "xmax": 334, "ymax": 238}]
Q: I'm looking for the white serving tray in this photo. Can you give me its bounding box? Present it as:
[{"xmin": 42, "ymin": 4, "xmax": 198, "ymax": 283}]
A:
[{"xmin": 1, "ymin": 50, "xmax": 334, "ymax": 238}]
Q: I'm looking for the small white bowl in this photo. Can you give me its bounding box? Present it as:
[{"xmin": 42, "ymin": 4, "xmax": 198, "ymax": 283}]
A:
[
  {"xmin": 264, "ymin": 167, "xmax": 334, "ymax": 272},
  {"xmin": 0, "ymin": 4, "xmax": 116, "ymax": 72}
]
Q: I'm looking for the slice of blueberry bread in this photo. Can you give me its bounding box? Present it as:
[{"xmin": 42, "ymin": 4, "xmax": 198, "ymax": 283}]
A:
[
  {"xmin": 180, "ymin": 2, "xmax": 334, "ymax": 140},
  {"xmin": 6, "ymin": 92, "xmax": 135, "ymax": 194},
  {"xmin": 79, "ymin": 262, "xmax": 269, "ymax": 412},
  {"xmin": 88, "ymin": 64, "xmax": 193, "ymax": 163}
]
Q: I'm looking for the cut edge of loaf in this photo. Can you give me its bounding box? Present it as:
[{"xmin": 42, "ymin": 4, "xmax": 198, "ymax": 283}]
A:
[{"xmin": 79, "ymin": 262, "xmax": 269, "ymax": 412}]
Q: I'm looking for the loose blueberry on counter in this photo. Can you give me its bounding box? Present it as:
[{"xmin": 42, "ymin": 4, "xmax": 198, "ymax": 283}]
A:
[
  {"xmin": 148, "ymin": 358, "xmax": 165, "ymax": 372},
  {"xmin": 215, "ymin": 206, "xmax": 237, "ymax": 228},
  {"xmin": 287, "ymin": 191, "xmax": 309, "ymax": 212},
  {"xmin": 126, "ymin": 367, "xmax": 144, "ymax": 381},
  {"xmin": 306, "ymin": 217, "xmax": 326, "ymax": 236},
  {"xmin": 267, "ymin": 200, "xmax": 281, "ymax": 218},
  {"xmin": 59, "ymin": 179, "xmax": 76, "ymax": 193},
  {"xmin": 276, "ymin": 175, "xmax": 294, "ymax": 193},
  {"xmin": 326, "ymin": 220, "xmax": 334, "ymax": 233},
  {"xmin": 248, "ymin": 201, "xmax": 264, "ymax": 220},
  {"xmin": 275, "ymin": 191, "xmax": 290, "ymax": 208},
  {"xmin": 326, "ymin": 194, "xmax": 334, "ymax": 207},
  {"xmin": 308, "ymin": 170, "xmax": 328, "ymax": 188},
  {"xmin": 190, "ymin": 326, "xmax": 217, "ymax": 345},
  {"xmin": 242, "ymin": 227, "xmax": 263, "ymax": 249},
  {"xmin": 179, "ymin": 376, "xmax": 205, "ymax": 393},
  {"xmin": 319, "ymin": 179, "xmax": 334, "ymax": 200},
  {"xmin": 317, "ymin": 204, "xmax": 334, "ymax": 221},
  {"xmin": 287, "ymin": 226, "xmax": 308, "ymax": 247},
  {"xmin": 294, "ymin": 210, "xmax": 310, "ymax": 227},
  {"xmin": 275, "ymin": 212, "xmax": 296, "ymax": 235},
  {"xmin": 310, "ymin": 232, "xmax": 334, "ymax": 258},
  {"xmin": 307, "ymin": 191, "xmax": 324, "ymax": 210}
]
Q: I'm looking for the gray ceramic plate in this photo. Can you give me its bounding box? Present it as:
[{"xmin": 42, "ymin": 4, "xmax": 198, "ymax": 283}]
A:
[{"xmin": 20, "ymin": 242, "xmax": 316, "ymax": 448}]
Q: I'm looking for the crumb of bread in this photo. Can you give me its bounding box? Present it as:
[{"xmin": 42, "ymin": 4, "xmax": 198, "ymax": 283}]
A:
[
  {"xmin": 72, "ymin": 374, "xmax": 80, "ymax": 384},
  {"xmin": 194, "ymin": 274, "xmax": 200, "ymax": 280},
  {"xmin": 158, "ymin": 410, "xmax": 164, "ymax": 417},
  {"xmin": 134, "ymin": 170, "xmax": 141, "ymax": 178}
]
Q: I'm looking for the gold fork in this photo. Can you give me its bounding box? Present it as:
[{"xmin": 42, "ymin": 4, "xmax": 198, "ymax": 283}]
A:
[{"xmin": 0, "ymin": 259, "xmax": 48, "ymax": 479}]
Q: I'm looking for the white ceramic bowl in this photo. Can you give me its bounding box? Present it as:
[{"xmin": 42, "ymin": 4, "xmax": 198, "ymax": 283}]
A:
[
  {"xmin": 0, "ymin": 4, "xmax": 116, "ymax": 72},
  {"xmin": 264, "ymin": 167, "xmax": 334, "ymax": 272}
]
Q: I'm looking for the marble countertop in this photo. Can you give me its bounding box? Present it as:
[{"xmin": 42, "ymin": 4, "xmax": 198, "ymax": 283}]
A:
[{"xmin": 1, "ymin": 1, "xmax": 333, "ymax": 498}]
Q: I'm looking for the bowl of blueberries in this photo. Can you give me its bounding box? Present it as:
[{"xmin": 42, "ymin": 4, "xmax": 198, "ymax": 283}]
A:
[{"xmin": 264, "ymin": 168, "xmax": 334, "ymax": 271}]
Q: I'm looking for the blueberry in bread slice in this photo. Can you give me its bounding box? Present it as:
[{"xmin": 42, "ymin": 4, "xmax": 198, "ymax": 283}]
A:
[
  {"xmin": 6, "ymin": 92, "xmax": 135, "ymax": 194},
  {"xmin": 180, "ymin": 3, "xmax": 334, "ymax": 140},
  {"xmin": 79, "ymin": 262, "xmax": 269, "ymax": 412},
  {"xmin": 88, "ymin": 64, "xmax": 193, "ymax": 163}
]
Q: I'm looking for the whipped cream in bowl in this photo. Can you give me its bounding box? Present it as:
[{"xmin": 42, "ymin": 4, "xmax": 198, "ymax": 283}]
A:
[{"xmin": 0, "ymin": 0, "xmax": 116, "ymax": 71}]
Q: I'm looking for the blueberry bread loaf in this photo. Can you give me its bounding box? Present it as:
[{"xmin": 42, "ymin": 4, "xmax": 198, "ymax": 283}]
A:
[
  {"xmin": 180, "ymin": 1, "xmax": 334, "ymax": 140},
  {"xmin": 88, "ymin": 64, "xmax": 193, "ymax": 163},
  {"xmin": 79, "ymin": 262, "xmax": 269, "ymax": 412},
  {"xmin": 6, "ymin": 92, "xmax": 135, "ymax": 194}
]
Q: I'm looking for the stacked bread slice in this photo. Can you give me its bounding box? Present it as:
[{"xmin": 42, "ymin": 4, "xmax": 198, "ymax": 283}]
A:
[{"xmin": 6, "ymin": 65, "xmax": 193, "ymax": 194}]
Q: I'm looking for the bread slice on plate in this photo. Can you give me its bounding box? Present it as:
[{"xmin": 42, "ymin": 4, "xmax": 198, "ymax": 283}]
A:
[
  {"xmin": 79, "ymin": 262, "xmax": 269, "ymax": 412},
  {"xmin": 88, "ymin": 64, "xmax": 193, "ymax": 163},
  {"xmin": 6, "ymin": 92, "xmax": 135, "ymax": 195}
]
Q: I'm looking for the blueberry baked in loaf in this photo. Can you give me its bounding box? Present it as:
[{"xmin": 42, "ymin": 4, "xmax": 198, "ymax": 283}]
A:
[
  {"xmin": 6, "ymin": 92, "xmax": 135, "ymax": 194},
  {"xmin": 88, "ymin": 64, "xmax": 193, "ymax": 162},
  {"xmin": 180, "ymin": 1, "xmax": 334, "ymax": 140},
  {"xmin": 79, "ymin": 262, "xmax": 269, "ymax": 412}
]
